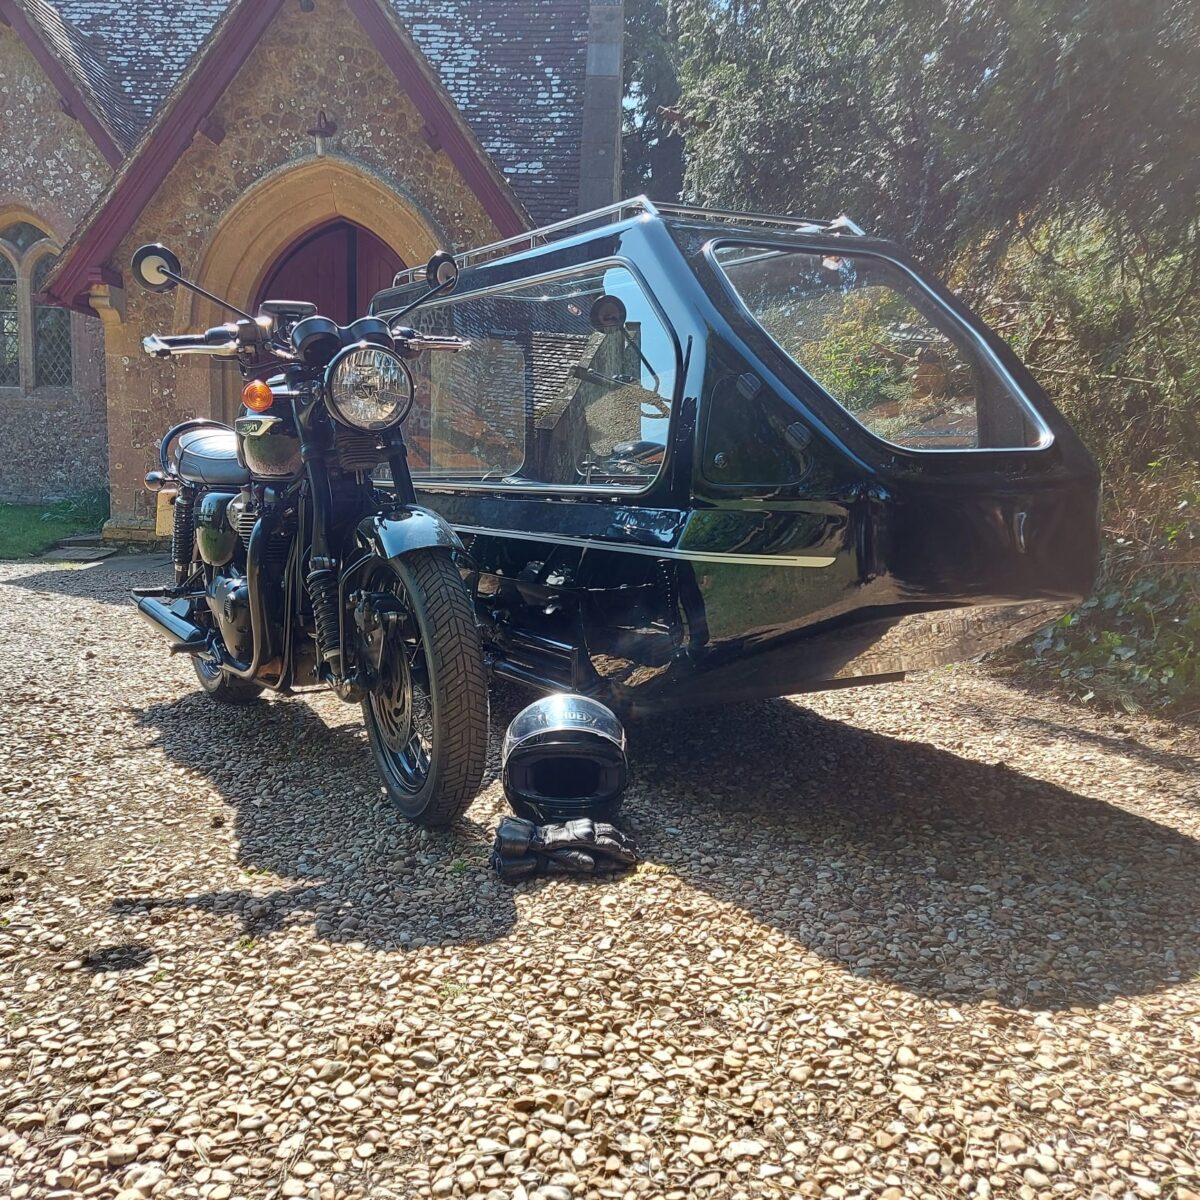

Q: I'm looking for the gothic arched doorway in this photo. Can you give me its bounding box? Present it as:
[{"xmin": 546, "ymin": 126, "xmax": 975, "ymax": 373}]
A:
[{"xmin": 256, "ymin": 219, "xmax": 404, "ymax": 325}]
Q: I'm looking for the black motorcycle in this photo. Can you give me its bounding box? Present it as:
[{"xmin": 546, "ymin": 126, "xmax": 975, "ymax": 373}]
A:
[{"xmin": 129, "ymin": 242, "xmax": 487, "ymax": 826}]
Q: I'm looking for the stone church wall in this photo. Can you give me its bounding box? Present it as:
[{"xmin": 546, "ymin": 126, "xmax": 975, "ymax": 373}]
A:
[
  {"xmin": 0, "ymin": 27, "xmax": 110, "ymax": 504},
  {"xmin": 100, "ymin": 0, "xmax": 502, "ymax": 533}
]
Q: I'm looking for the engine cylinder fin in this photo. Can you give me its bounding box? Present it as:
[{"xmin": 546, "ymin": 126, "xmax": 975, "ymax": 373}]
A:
[
  {"xmin": 335, "ymin": 426, "xmax": 385, "ymax": 473},
  {"xmin": 236, "ymin": 507, "xmax": 257, "ymax": 551}
]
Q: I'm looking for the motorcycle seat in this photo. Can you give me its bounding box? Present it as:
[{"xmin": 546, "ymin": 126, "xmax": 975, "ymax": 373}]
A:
[{"xmin": 172, "ymin": 426, "xmax": 250, "ymax": 487}]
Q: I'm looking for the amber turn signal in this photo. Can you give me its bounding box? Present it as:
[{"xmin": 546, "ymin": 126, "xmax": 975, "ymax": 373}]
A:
[{"xmin": 242, "ymin": 379, "xmax": 274, "ymax": 412}]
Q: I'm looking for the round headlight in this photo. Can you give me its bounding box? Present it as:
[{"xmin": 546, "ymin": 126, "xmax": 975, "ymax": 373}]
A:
[{"xmin": 326, "ymin": 345, "xmax": 413, "ymax": 431}]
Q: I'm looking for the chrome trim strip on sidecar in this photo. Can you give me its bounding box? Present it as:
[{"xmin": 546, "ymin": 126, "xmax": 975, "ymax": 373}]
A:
[
  {"xmin": 388, "ymin": 196, "xmax": 865, "ymax": 288},
  {"xmin": 447, "ymin": 523, "xmax": 837, "ymax": 568}
]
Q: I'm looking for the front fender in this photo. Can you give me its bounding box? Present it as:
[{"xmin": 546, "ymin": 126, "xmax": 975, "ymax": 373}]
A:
[{"xmin": 354, "ymin": 506, "xmax": 468, "ymax": 563}]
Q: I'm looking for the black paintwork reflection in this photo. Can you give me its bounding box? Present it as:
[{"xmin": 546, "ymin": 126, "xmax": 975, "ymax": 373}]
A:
[{"xmin": 373, "ymin": 207, "xmax": 1101, "ymax": 710}]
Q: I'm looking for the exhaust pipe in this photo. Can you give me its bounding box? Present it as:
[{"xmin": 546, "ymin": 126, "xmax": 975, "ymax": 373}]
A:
[{"xmin": 136, "ymin": 595, "xmax": 206, "ymax": 652}]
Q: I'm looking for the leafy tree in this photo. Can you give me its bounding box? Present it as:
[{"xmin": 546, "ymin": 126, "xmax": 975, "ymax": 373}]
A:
[
  {"xmin": 622, "ymin": 0, "xmax": 684, "ymax": 199},
  {"xmin": 668, "ymin": 0, "xmax": 1200, "ymax": 271},
  {"xmin": 662, "ymin": 0, "xmax": 1199, "ymax": 471},
  {"xmin": 648, "ymin": 0, "xmax": 1199, "ymax": 710}
]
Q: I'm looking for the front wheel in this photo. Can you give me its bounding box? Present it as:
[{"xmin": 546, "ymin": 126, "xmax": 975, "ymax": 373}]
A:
[{"xmin": 361, "ymin": 551, "xmax": 488, "ymax": 826}]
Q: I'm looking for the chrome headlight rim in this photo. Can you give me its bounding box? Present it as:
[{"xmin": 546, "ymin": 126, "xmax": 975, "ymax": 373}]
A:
[{"xmin": 324, "ymin": 343, "xmax": 414, "ymax": 432}]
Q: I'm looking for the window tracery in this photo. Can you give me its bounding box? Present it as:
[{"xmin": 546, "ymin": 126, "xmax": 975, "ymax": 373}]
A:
[{"xmin": 0, "ymin": 220, "xmax": 73, "ymax": 391}]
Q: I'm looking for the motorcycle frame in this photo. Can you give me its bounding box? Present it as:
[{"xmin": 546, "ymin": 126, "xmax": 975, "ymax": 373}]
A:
[{"xmin": 150, "ymin": 374, "xmax": 466, "ymax": 698}]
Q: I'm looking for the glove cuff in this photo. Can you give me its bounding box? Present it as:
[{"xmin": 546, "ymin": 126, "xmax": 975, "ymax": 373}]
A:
[{"xmin": 494, "ymin": 815, "xmax": 537, "ymax": 857}]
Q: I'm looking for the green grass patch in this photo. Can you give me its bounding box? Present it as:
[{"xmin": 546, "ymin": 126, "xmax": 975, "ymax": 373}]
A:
[{"xmin": 0, "ymin": 491, "xmax": 109, "ymax": 560}]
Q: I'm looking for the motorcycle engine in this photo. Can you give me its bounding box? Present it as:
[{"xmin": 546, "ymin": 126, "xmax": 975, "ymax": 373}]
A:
[
  {"xmin": 206, "ymin": 572, "xmax": 252, "ymax": 662},
  {"xmin": 203, "ymin": 487, "xmax": 293, "ymax": 667},
  {"xmin": 227, "ymin": 489, "xmax": 293, "ymax": 566}
]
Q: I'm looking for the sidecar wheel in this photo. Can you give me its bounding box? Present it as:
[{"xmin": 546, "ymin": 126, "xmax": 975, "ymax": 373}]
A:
[
  {"xmin": 193, "ymin": 655, "xmax": 263, "ymax": 703},
  {"xmin": 361, "ymin": 550, "xmax": 488, "ymax": 827}
]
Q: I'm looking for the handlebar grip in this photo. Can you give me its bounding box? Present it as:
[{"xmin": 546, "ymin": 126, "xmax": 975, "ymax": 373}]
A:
[
  {"xmin": 420, "ymin": 335, "xmax": 471, "ymax": 352},
  {"xmin": 143, "ymin": 325, "xmax": 239, "ymax": 358},
  {"xmin": 156, "ymin": 334, "xmax": 209, "ymax": 349}
]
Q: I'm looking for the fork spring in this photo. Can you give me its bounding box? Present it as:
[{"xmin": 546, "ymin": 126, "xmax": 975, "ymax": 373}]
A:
[{"xmin": 306, "ymin": 565, "xmax": 341, "ymax": 664}]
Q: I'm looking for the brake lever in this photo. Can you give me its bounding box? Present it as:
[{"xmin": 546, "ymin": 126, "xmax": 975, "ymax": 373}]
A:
[{"xmin": 141, "ymin": 334, "xmax": 241, "ymax": 359}]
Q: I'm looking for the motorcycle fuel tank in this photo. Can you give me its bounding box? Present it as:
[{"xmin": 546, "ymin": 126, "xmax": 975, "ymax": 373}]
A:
[{"xmin": 234, "ymin": 412, "xmax": 302, "ymax": 479}]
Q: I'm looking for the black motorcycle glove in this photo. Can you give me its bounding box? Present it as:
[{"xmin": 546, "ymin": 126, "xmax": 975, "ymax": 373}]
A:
[
  {"xmin": 538, "ymin": 818, "xmax": 640, "ymax": 870},
  {"xmin": 490, "ymin": 815, "xmax": 639, "ymax": 882}
]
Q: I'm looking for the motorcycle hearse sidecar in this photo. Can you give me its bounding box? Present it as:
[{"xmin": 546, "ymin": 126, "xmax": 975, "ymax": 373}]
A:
[{"xmin": 369, "ymin": 198, "xmax": 1099, "ymax": 715}]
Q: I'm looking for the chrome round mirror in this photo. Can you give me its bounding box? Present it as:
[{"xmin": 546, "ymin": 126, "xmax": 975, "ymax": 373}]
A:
[
  {"xmin": 589, "ymin": 293, "xmax": 627, "ymax": 331},
  {"xmin": 131, "ymin": 244, "xmax": 182, "ymax": 292},
  {"xmin": 425, "ymin": 251, "xmax": 459, "ymax": 292}
]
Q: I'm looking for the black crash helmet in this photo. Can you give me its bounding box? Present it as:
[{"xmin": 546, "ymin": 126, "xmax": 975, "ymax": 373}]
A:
[{"xmin": 501, "ymin": 694, "xmax": 628, "ymax": 824}]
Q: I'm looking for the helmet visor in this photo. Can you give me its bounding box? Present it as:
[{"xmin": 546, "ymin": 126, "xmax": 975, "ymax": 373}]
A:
[{"xmin": 502, "ymin": 694, "xmax": 625, "ymax": 762}]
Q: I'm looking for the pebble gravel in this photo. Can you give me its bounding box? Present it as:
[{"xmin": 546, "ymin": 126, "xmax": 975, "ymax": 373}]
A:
[{"xmin": 1, "ymin": 554, "xmax": 1198, "ymax": 1200}]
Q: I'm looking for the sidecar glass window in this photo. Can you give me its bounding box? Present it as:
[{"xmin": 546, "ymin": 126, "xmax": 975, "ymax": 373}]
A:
[
  {"xmin": 712, "ymin": 246, "xmax": 1048, "ymax": 450},
  {"xmin": 405, "ymin": 265, "xmax": 676, "ymax": 489}
]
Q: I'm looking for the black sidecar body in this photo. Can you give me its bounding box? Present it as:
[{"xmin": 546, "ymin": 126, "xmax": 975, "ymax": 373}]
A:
[{"xmin": 370, "ymin": 198, "xmax": 1099, "ymax": 714}]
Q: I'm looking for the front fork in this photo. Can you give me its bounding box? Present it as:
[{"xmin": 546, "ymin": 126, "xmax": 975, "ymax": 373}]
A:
[{"xmin": 294, "ymin": 391, "xmax": 415, "ymax": 700}]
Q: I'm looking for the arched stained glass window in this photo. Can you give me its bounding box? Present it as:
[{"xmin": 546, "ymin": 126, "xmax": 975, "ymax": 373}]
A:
[
  {"xmin": 32, "ymin": 255, "xmax": 72, "ymax": 387},
  {"xmin": 0, "ymin": 256, "xmax": 18, "ymax": 387},
  {"xmin": 0, "ymin": 222, "xmax": 47, "ymax": 255}
]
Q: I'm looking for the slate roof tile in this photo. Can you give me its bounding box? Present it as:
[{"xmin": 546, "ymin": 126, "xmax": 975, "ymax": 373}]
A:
[
  {"xmin": 16, "ymin": 0, "xmax": 143, "ymax": 149},
  {"xmin": 50, "ymin": 0, "xmax": 589, "ymax": 221}
]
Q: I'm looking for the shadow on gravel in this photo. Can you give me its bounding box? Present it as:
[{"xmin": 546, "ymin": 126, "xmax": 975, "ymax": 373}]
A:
[
  {"xmin": 121, "ymin": 693, "xmax": 517, "ymax": 953},
  {"xmin": 117, "ymin": 676, "xmax": 1198, "ymax": 1010},
  {"xmin": 83, "ymin": 943, "xmax": 154, "ymax": 972},
  {"xmin": 954, "ymin": 706, "xmax": 1200, "ymax": 779},
  {"xmin": 2, "ymin": 554, "xmax": 170, "ymax": 604},
  {"xmin": 624, "ymin": 699, "xmax": 1200, "ymax": 1011}
]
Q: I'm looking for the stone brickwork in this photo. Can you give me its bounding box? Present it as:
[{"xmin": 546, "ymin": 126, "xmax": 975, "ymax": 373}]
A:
[
  {"xmin": 98, "ymin": 0, "xmax": 504, "ymax": 534},
  {"xmin": 0, "ymin": 25, "xmax": 109, "ymax": 504},
  {"xmin": 0, "ymin": 308, "xmax": 107, "ymax": 503},
  {"xmin": 0, "ymin": 0, "xmax": 614, "ymax": 520}
]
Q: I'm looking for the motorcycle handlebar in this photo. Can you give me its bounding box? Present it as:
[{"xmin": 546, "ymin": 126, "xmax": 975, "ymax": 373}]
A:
[
  {"xmin": 390, "ymin": 327, "xmax": 470, "ymax": 356},
  {"xmin": 411, "ymin": 334, "xmax": 470, "ymax": 353},
  {"xmin": 143, "ymin": 324, "xmax": 470, "ymax": 361},
  {"xmin": 142, "ymin": 325, "xmax": 240, "ymax": 359}
]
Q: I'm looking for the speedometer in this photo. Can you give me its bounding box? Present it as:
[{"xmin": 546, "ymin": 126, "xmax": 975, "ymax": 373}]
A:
[{"xmin": 325, "ymin": 344, "xmax": 414, "ymax": 431}]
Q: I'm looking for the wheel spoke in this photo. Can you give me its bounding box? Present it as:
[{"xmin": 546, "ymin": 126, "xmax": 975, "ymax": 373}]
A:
[{"xmin": 365, "ymin": 571, "xmax": 435, "ymax": 796}]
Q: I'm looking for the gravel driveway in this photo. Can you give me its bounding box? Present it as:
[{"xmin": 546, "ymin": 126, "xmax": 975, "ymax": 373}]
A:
[{"xmin": 2, "ymin": 555, "xmax": 1198, "ymax": 1200}]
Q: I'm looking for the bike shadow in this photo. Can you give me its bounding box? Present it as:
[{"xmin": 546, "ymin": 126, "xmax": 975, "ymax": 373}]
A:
[
  {"xmin": 120, "ymin": 682, "xmax": 1200, "ymax": 1010},
  {"xmin": 122, "ymin": 690, "xmax": 517, "ymax": 952},
  {"xmin": 620, "ymin": 697, "xmax": 1200, "ymax": 1010},
  {"xmin": 1, "ymin": 553, "xmax": 171, "ymax": 605}
]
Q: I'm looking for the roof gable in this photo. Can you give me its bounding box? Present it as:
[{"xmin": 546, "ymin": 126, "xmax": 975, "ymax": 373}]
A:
[
  {"xmin": 45, "ymin": 0, "xmax": 531, "ymax": 309},
  {"xmin": 51, "ymin": 0, "xmax": 591, "ymax": 224},
  {"xmin": 393, "ymin": 2, "xmax": 589, "ymax": 223},
  {"xmin": 0, "ymin": 0, "xmax": 139, "ymax": 163},
  {"xmin": 47, "ymin": 0, "xmax": 227, "ymax": 127}
]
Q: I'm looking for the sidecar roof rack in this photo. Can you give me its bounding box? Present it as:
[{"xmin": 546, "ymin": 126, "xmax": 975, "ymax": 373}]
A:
[{"xmin": 391, "ymin": 196, "xmax": 866, "ymax": 288}]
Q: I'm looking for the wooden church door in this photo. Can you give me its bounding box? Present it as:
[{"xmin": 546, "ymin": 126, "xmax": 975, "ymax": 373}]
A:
[{"xmin": 256, "ymin": 219, "xmax": 404, "ymax": 325}]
